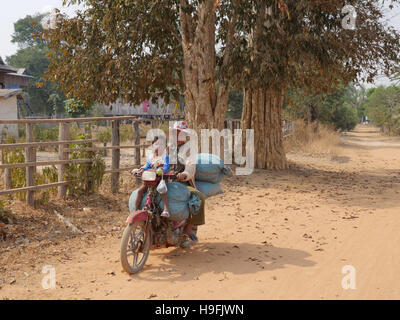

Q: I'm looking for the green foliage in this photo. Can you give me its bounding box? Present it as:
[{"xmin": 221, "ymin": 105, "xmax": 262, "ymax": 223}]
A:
[
  {"xmin": 285, "ymin": 84, "xmax": 361, "ymax": 132},
  {"xmin": 2, "ymin": 139, "xmax": 26, "ymax": 199},
  {"xmin": 11, "ymin": 13, "xmax": 47, "ymax": 49},
  {"xmin": 0, "ymin": 201, "xmax": 15, "ymax": 224},
  {"xmin": 64, "ymin": 99, "xmax": 92, "ymax": 117},
  {"xmin": 34, "ymin": 166, "xmax": 59, "ymax": 205},
  {"xmin": 1, "ymin": 139, "xmax": 59, "ymax": 202},
  {"xmin": 66, "ymin": 133, "xmax": 106, "ymax": 195},
  {"xmin": 365, "ymin": 86, "xmax": 400, "ymax": 135},
  {"xmin": 95, "ymin": 127, "xmax": 111, "ymax": 144},
  {"xmin": 320, "ymin": 102, "xmax": 359, "ymax": 132},
  {"xmin": 226, "ymin": 91, "xmax": 243, "ymax": 119},
  {"xmin": 34, "ymin": 125, "xmax": 58, "ymax": 141},
  {"xmin": 69, "ymin": 124, "xmax": 84, "ymax": 140},
  {"xmin": 120, "ymin": 124, "xmax": 133, "ymax": 142},
  {"xmin": 45, "ymin": 0, "xmax": 184, "ymax": 107},
  {"xmin": 18, "ymin": 124, "xmax": 26, "ymax": 140},
  {"xmin": 6, "ymin": 13, "xmax": 66, "ymax": 116}
]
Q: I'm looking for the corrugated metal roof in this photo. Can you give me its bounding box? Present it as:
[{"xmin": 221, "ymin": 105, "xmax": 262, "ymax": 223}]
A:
[
  {"xmin": 0, "ymin": 64, "xmax": 18, "ymax": 73},
  {"xmin": 0, "ymin": 89, "xmax": 23, "ymax": 99}
]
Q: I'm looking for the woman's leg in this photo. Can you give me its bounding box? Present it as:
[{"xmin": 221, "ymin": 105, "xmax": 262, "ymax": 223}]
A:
[
  {"xmin": 181, "ymin": 187, "xmax": 205, "ymax": 247},
  {"xmin": 186, "ymin": 187, "xmax": 206, "ymax": 226},
  {"xmin": 135, "ymin": 184, "xmax": 148, "ymax": 211},
  {"xmin": 160, "ymin": 193, "xmax": 170, "ymax": 214}
]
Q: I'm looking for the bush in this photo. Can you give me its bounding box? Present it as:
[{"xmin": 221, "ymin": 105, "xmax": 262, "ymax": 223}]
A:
[
  {"xmin": 320, "ymin": 103, "xmax": 358, "ymax": 132},
  {"xmin": 66, "ymin": 133, "xmax": 106, "ymax": 195},
  {"xmin": 120, "ymin": 124, "xmax": 133, "ymax": 142},
  {"xmin": 2, "ymin": 141, "xmax": 26, "ymax": 199},
  {"xmin": 69, "ymin": 123, "xmax": 84, "ymax": 141},
  {"xmin": 1, "ymin": 138, "xmax": 58, "ymax": 202},
  {"xmin": 64, "ymin": 99, "xmax": 91, "ymax": 117},
  {"xmin": 95, "ymin": 126, "xmax": 112, "ymax": 144},
  {"xmin": 284, "ymin": 120, "xmax": 340, "ymax": 156},
  {"xmin": 0, "ymin": 201, "xmax": 15, "ymax": 224},
  {"xmin": 34, "ymin": 125, "xmax": 58, "ymax": 141}
]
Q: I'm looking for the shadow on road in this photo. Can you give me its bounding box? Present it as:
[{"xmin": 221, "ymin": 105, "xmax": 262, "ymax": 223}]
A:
[{"xmin": 133, "ymin": 242, "xmax": 315, "ymax": 282}]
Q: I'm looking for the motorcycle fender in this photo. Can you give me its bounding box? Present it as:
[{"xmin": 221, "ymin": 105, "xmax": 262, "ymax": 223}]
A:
[{"xmin": 126, "ymin": 210, "xmax": 148, "ymax": 225}]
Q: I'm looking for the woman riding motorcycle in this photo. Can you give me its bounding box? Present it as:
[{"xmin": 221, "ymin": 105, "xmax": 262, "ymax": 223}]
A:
[
  {"xmin": 171, "ymin": 121, "xmax": 206, "ymax": 248},
  {"xmin": 131, "ymin": 121, "xmax": 205, "ymax": 248}
]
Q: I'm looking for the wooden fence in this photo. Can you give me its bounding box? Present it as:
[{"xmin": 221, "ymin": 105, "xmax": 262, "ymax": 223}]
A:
[
  {"xmin": 0, "ymin": 116, "xmax": 182, "ymax": 206},
  {"xmin": 0, "ymin": 117, "xmax": 293, "ymax": 207}
]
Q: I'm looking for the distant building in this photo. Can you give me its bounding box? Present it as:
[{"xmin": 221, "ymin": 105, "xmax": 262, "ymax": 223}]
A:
[
  {"xmin": 101, "ymin": 96, "xmax": 185, "ymax": 119},
  {"xmin": 0, "ymin": 56, "xmax": 33, "ymax": 138},
  {"xmin": 0, "ymin": 56, "xmax": 32, "ymax": 89},
  {"xmin": 0, "ymin": 89, "xmax": 23, "ymax": 138}
]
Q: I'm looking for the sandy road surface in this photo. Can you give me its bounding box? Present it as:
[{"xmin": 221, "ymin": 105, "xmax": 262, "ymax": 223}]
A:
[{"xmin": 1, "ymin": 126, "xmax": 400, "ymax": 299}]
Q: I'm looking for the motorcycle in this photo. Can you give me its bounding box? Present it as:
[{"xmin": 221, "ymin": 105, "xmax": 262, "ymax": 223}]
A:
[{"xmin": 120, "ymin": 169, "xmax": 190, "ymax": 274}]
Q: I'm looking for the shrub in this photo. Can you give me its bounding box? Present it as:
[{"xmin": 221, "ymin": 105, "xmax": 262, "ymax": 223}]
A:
[
  {"xmin": 284, "ymin": 120, "xmax": 340, "ymax": 156},
  {"xmin": 69, "ymin": 123, "xmax": 84, "ymax": 141},
  {"xmin": 66, "ymin": 133, "xmax": 106, "ymax": 195},
  {"xmin": 95, "ymin": 126, "xmax": 112, "ymax": 144},
  {"xmin": 120, "ymin": 124, "xmax": 133, "ymax": 142},
  {"xmin": 0, "ymin": 200, "xmax": 15, "ymax": 224},
  {"xmin": 34, "ymin": 125, "xmax": 58, "ymax": 141},
  {"xmin": 64, "ymin": 99, "xmax": 92, "ymax": 117}
]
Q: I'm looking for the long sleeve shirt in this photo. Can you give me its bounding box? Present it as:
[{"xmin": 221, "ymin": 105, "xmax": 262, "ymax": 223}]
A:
[{"xmin": 144, "ymin": 154, "xmax": 170, "ymax": 174}]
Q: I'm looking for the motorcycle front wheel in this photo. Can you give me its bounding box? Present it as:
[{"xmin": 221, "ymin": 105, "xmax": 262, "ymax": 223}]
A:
[{"xmin": 120, "ymin": 221, "xmax": 151, "ymax": 274}]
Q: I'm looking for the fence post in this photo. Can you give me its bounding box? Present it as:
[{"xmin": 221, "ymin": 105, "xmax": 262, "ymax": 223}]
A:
[
  {"xmin": 58, "ymin": 122, "xmax": 70, "ymax": 198},
  {"xmin": 111, "ymin": 120, "xmax": 120, "ymax": 193},
  {"xmin": 1, "ymin": 150, "xmax": 12, "ymax": 190},
  {"xmin": 25, "ymin": 123, "xmax": 36, "ymax": 206},
  {"xmin": 133, "ymin": 121, "xmax": 141, "ymax": 165},
  {"xmin": 227, "ymin": 119, "xmax": 233, "ymax": 133},
  {"xmin": 152, "ymin": 119, "xmax": 158, "ymax": 129}
]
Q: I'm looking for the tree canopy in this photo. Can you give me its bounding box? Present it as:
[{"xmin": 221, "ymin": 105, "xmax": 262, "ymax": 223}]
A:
[
  {"xmin": 365, "ymin": 85, "xmax": 400, "ymax": 135},
  {"xmin": 7, "ymin": 13, "xmax": 66, "ymax": 116},
  {"xmin": 45, "ymin": 0, "xmax": 400, "ymax": 112}
]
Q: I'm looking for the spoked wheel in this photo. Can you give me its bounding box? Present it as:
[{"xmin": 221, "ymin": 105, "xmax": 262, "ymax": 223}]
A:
[{"xmin": 120, "ymin": 221, "xmax": 151, "ymax": 274}]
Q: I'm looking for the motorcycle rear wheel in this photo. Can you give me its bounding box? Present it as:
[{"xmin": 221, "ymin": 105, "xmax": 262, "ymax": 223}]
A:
[{"xmin": 120, "ymin": 221, "xmax": 151, "ymax": 274}]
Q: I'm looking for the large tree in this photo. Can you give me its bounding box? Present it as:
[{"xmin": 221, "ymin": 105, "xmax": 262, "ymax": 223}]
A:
[
  {"xmin": 365, "ymin": 85, "xmax": 400, "ymax": 135},
  {"xmin": 45, "ymin": 0, "xmax": 241, "ymax": 131},
  {"xmin": 45, "ymin": 0, "xmax": 400, "ymax": 169},
  {"xmin": 7, "ymin": 13, "xmax": 65, "ymax": 116},
  {"xmin": 232, "ymin": 0, "xmax": 400, "ymax": 169}
]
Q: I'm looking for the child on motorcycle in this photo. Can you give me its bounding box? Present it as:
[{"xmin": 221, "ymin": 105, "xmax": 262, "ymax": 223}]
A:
[{"xmin": 133, "ymin": 136, "xmax": 171, "ymax": 217}]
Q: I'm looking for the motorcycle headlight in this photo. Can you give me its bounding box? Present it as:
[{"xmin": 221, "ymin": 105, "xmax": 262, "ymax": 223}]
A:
[{"xmin": 142, "ymin": 170, "xmax": 157, "ymax": 181}]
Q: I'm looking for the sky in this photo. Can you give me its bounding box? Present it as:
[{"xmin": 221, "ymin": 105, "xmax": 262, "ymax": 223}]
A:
[{"xmin": 1, "ymin": 1, "xmax": 400, "ymax": 87}]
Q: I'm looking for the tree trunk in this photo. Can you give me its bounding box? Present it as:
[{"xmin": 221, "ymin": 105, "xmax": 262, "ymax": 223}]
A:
[
  {"xmin": 180, "ymin": 0, "xmax": 232, "ymax": 132},
  {"xmin": 309, "ymin": 103, "xmax": 319, "ymax": 133},
  {"xmin": 242, "ymin": 87, "xmax": 288, "ymax": 170}
]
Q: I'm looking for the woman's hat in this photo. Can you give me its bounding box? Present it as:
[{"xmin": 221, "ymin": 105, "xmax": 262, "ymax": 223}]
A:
[{"xmin": 173, "ymin": 121, "xmax": 189, "ymax": 133}]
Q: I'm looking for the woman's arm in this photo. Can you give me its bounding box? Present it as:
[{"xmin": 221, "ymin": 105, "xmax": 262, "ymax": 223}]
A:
[
  {"xmin": 162, "ymin": 155, "xmax": 170, "ymax": 173},
  {"xmin": 143, "ymin": 158, "xmax": 151, "ymax": 170}
]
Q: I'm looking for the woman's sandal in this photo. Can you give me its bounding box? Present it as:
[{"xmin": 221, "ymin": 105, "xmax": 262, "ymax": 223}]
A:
[
  {"xmin": 180, "ymin": 233, "xmax": 199, "ymax": 248},
  {"xmin": 161, "ymin": 211, "xmax": 170, "ymax": 218}
]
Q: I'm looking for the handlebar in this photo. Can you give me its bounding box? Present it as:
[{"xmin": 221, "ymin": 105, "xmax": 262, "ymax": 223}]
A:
[{"xmin": 131, "ymin": 169, "xmax": 177, "ymax": 180}]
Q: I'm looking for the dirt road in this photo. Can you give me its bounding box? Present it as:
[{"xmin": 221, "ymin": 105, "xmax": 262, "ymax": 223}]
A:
[{"xmin": 1, "ymin": 126, "xmax": 400, "ymax": 299}]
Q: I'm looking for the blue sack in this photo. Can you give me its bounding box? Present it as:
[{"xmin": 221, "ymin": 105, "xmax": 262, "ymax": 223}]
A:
[
  {"xmin": 128, "ymin": 189, "xmax": 148, "ymax": 213},
  {"xmin": 196, "ymin": 181, "xmax": 223, "ymax": 198},
  {"xmin": 159, "ymin": 182, "xmax": 191, "ymax": 222},
  {"xmin": 195, "ymin": 153, "xmax": 231, "ymax": 184},
  {"xmin": 128, "ymin": 182, "xmax": 191, "ymax": 222}
]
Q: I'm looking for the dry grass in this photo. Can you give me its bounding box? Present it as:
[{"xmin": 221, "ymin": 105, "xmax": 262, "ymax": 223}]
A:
[{"xmin": 284, "ymin": 120, "xmax": 341, "ymax": 156}]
